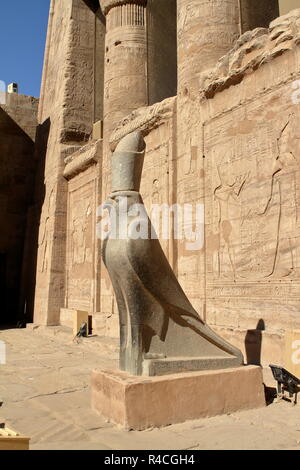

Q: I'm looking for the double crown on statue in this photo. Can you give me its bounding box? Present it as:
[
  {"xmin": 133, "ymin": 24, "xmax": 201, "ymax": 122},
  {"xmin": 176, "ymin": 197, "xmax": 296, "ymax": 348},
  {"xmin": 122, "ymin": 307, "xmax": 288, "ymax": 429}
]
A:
[{"xmin": 111, "ymin": 132, "xmax": 146, "ymax": 194}]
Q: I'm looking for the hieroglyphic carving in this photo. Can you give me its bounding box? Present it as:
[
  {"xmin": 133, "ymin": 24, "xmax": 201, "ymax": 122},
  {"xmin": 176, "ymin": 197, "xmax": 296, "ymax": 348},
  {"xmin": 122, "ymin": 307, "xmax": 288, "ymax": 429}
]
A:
[
  {"xmin": 63, "ymin": 140, "xmax": 101, "ymax": 180},
  {"xmin": 66, "ymin": 174, "xmax": 97, "ymax": 311},
  {"xmin": 214, "ymin": 168, "xmax": 248, "ymax": 278},
  {"xmin": 260, "ymin": 114, "xmax": 300, "ymax": 278},
  {"xmin": 71, "ymin": 201, "xmax": 92, "ymax": 266},
  {"xmin": 38, "ymin": 187, "xmax": 55, "ymax": 274},
  {"xmin": 177, "ymin": 0, "xmax": 240, "ymax": 90},
  {"xmin": 177, "ymin": 0, "xmax": 239, "ymax": 39},
  {"xmin": 205, "ymin": 86, "xmax": 300, "ymax": 284}
]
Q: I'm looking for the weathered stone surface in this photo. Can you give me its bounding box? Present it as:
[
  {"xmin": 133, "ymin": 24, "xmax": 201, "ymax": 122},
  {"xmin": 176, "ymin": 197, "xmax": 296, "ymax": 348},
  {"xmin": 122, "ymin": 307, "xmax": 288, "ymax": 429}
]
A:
[
  {"xmin": 91, "ymin": 366, "xmax": 266, "ymax": 430},
  {"xmin": 64, "ymin": 140, "xmax": 102, "ymax": 180},
  {"xmin": 1, "ymin": 93, "xmax": 39, "ymax": 141},
  {"xmin": 177, "ymin": 0, "xmax": 280, "ymax": 96},
  {"xmin": 60, "ymin": 308, "xmax": 89, "ymax": 336},
  {"xmin": 102, "ymin": 0, "xmax": 148, "ymax": 142},
  {"xmin": 66, "ymin": 163, "xmax": 101, "ymax": 313},
  {"xmin": 22, "ymin": 2, "xmax": 300, "ymax": 371},
  {"xmin": 0, "ymin": 98, "xmax": 38, "ymax": 325},
  {"xmin": 100, "ymin": 0, "xmax": 147, "ymax": 15},
  {"xmin": 110, "ymin": 96, "xmax": 176, "ymax": 150},
  {"xmin": 200, "ymin": 9, "xmax": 300, "ymax": 99},
  {"xmin": 33, "ymin": 0, "xmax": 98, "ymax": 326}
]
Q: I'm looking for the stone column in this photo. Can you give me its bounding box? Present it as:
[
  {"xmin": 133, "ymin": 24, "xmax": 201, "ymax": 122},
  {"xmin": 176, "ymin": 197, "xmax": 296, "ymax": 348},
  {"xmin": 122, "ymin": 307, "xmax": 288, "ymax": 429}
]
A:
[
  {"xmin": 99, "ymin": 1, "xmax": 148, "ymax": 332},
  {"xmin": 240, "ymin": 0, "xmax": 279, "ymax": 33},
  {"xmin": 176, "ymin": 1, "xmax": 241, "ymax": 324},
  {"xmin": 177, "ymin": 0, "xmax": 241, "ymax": 95},
  {"xmin": 146, "ymin": 0, "xmax": 177, "ymax": 105},
  {"xmin": 100, "ymin": 0, "xmax": 148, "ymax": 143},
  {"xmin": 177, "ymin": 0, "xmax": 280, "ymax": 95}
]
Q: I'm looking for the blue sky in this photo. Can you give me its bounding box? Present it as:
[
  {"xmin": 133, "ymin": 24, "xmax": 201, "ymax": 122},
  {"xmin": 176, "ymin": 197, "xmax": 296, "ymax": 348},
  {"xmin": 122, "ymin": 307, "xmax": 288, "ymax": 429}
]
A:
[{"xmin": 0, "ymin": 1, "xmax": 50, "ymax": 97}]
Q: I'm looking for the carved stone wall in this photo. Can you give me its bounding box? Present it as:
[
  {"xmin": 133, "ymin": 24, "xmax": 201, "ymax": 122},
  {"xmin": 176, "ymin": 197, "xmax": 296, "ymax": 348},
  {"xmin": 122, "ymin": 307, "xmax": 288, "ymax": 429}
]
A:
[
  {"xmin": 64, "ymin": 140, "xmax": 102, "ymax": 317},
  {"xmin": 177, "ymin": 0, "xmax": 241, "ymax": 95},
  {"xmin": 1, "ymin": 94, "xmax": 39, "ymax": 141},
  {"xmin": 176, "ymin": 10, "xmax": 300, "ymax": 365},
  {"xmin": 0, "ymin": 101, "xmax": 37, "ymax": 325},
  {"xmin": 33, "ymin": 0, "xmax": 97, "ymax": 326},
  {"xmin": 31, "ymin": 0, "xmax": 300, "ymax": 367},
  {"xmin": 94, "ymin": 10, "xmax": 106, "ymax": 122},
  {"xmin": 66, "ymin": 165, "xmax": 99, "ymax": 312}
]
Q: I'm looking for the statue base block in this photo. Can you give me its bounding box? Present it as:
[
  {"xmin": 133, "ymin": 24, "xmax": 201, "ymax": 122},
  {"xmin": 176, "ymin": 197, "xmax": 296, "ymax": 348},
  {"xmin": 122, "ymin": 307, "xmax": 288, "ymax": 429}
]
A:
[{"xmin": 91, "ymin": 366, "xmax": 266, "ymax": 430}]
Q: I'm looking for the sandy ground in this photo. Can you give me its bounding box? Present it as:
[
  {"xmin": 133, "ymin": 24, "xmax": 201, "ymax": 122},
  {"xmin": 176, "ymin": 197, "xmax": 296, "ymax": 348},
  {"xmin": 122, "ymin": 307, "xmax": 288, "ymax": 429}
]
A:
[{"xmin": 0, "ymin": 327, "xmax": 299, "ymax": 451}]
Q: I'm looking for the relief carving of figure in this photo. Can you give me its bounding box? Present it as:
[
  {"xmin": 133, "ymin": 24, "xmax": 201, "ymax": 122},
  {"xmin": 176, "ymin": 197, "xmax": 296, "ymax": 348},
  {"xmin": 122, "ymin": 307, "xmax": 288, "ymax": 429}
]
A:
[
  {"xmin": 261, "ymin": 116, "xmax": 300, "ymax": 278},
  {"xmin": 71, "ymin": 202, "xmax": 91, "ymax": 265},
  {"xmin": 214, "ymin": 163, "xmax": 248, "ymax": 279},
  {"xmin": 38, "ymin": 188, "xmax": 55, "ymax": 273}
]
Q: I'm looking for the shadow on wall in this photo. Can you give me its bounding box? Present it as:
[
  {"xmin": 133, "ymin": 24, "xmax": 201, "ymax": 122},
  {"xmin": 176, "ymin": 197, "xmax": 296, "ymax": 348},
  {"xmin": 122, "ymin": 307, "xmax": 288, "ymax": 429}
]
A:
[
  {"xmin": 18, "ymin": 118, "xmax": 50, "ymax": 326},
  {"xmin": 0, "ymin": 108, "xmax": 36, "ymax": 326},
  {"xmin": 245, "ymin": 319, "xmax": 265, "ymax": 366},
  {"xmin": 244, "ymin": 319, "xmax": 278, "ymax": 405}
]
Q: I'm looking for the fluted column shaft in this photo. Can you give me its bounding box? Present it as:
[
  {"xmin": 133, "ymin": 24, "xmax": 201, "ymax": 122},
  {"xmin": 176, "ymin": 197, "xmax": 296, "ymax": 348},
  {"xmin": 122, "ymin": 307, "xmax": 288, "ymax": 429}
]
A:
[{"xmin": 101, "ymin": 0, "xmax": 148, "ymax": 148}]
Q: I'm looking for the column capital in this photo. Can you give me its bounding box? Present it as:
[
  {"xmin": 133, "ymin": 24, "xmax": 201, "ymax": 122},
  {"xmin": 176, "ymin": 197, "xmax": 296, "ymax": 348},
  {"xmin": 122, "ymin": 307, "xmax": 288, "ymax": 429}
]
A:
[{"xmin": 100, "ymin": 0, "xmax": 147, "ymax": 16}]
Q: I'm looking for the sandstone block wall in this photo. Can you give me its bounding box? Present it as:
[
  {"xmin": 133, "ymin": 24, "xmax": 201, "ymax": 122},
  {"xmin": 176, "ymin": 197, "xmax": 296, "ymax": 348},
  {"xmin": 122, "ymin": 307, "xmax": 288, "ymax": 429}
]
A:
[
  {"xmin": 33, "ymin": 0, "xmax": 99, "ymax": 326},
  {"xmin": 106, "ymin": 8, "xmax": 300, "ymax": 367},
  {"xmin": 0, "ymin": 97, "xmax": 38, "ymax": 325},
  {"xmin": 2, "ymin": 94, "xmax": 39, "ymax": 141},
  {"xmin": 30, "ymin": 1, "xmax": 300, "ymax": 368},
  {"xmin": 64, "ymin": 140, "xmax": 102, "ymax": 314},
  {"xmin": 178, "ymin": 10, "xmax": 300, "ymax": 365}
]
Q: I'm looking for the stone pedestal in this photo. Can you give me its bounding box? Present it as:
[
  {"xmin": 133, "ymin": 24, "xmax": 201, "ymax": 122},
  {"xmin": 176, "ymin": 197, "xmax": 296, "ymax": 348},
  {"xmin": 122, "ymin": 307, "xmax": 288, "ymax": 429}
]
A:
[{"xmin": 91, "ymin": 366, "xmax": 266, "ymax": 430}]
